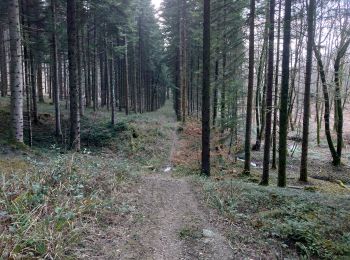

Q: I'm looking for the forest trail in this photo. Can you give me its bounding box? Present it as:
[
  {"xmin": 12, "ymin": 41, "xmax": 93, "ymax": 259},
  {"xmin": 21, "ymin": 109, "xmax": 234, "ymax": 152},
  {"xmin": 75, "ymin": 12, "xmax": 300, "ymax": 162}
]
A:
[
  {"xmin": 115, "ymin": 130, "xmax": 234, "ymax": 260},
  {"xmin": 74, "ymin": 108, "xmax": 234, "ymax": 259},
  {"xmin": 131, "ymin": 173, "xmax": 233, "ymax": 260}
]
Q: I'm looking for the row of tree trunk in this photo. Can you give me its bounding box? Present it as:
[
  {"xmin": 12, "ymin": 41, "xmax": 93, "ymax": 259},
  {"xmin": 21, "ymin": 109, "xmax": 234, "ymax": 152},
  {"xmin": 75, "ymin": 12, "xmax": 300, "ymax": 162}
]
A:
[{"xmin": 2, "ymin": 0, "xmax": 167, "ymax": 151}]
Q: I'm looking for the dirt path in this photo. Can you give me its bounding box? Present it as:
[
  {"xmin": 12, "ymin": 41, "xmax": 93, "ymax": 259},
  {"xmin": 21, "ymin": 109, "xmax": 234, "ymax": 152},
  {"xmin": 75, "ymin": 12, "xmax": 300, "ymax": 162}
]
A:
[
  {"xmin": 129, "ymin": 172, "xmax": 233, "ymax": 260},
  {"xmin": 112, "ymin": 131, "xmax": 233, "ymax": 259},
  {"xmin": 113, "ymin": 130, "xmax": 234, "ymax": 259},
  {"xmin": 136, "ymin": 127, "xmax": 233, "ymax": 259},
  {"xmin": 77, "ymin": 114, "xmax": 234, "ymax": 259}
]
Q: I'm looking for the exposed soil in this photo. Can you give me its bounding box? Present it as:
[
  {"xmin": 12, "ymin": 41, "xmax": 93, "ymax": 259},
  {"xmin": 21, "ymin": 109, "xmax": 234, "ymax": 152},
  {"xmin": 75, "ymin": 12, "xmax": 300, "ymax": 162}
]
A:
[
  {"xmin": 131, "ymin": 173, "xmax": 234, "ymax": 260},
  {"xmin": 77, "ymin": 128, "xmax": 236, "ymax": 260}
]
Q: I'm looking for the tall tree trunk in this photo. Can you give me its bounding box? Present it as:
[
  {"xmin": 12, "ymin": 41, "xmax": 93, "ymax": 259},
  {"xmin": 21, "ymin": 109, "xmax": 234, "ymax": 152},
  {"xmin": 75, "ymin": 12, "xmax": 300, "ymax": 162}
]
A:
[
  {"xmin": 77, "ymin": 12, "xmax": 84, "ymax": 117},
  {"xmin": 86, "ymin": 27, "xmax": 92, "ymax": 107},
  {"xmin": 196, "ymin": 51, "xmax": 200, "ymax": 118},
  {"xmin": 333, "ymin": 38, "xmax": 350, "ymax": 165},
  {"xmin": 51, "ymin": 0, "xmax": 62, "ymax": 138},
  {"xmin": 105, "ymin": 37, "xmax": 110, "ymax": 111},
  {"xmin": 316, "ymin": 72, "xmax": 321, "ymax": 146},
  {"xmin": 23, "ymin": 31, "xmax": 32, "ymax": 146},
  {"xmin": 254, "ymin": 45, "xmax": 266, "ymax": 150},
  {"xmin": 37, "ymin": 63, "xmax": 45, "ymax": 102},
  {"xmin": 288, "ymin": 18, "xmax": 304, "ymax": 131},
  {"xmin": 67, "ymin": 0, "xmax": 80, "ymax": 150},
  {"xmin": 253, "ymin": 3, "xmax": 269, "ymax": 151},
  {"xmin": 181, "ymin": 0, "xmax": 187, "ymax": 123},
  {"xmin": 272, "ymin": 0, "xmax": 282, "ymax": 170},
  {"xmin": 9, "ymin": 0, "xmax": 24, "ymax": 143},
  {"xmin": 92, "ymin": 16, "xmax": 98, "ymax": 111},
  {"xmin": 178, "ymin": 0, "xmax": 187, "ymax": 122},
  {"xmin": 201, "ymin": 0, "xmax": 210, "ymax": 176},
  {"xmin": 220, "ymin": 1, "xmax": 227, "ymax": 132},
  {"xmin": 132, "ymin": 42, "xmax": 138, "ymax": 113},
  {"xmin": 124, "ymin": 35, "xmax": 130, "ymax": 115},
  {"xmin": 300, "ymin": 0, "xmax": 316, "ymax": 182},
  {"xmin": 213, "ymin": 59, "xmax": 218, "ymax": 126},
  {"xmin": 278, "ymin": 0, "xmax": 292, "ymax": 187},
  {"xmin": 243, "ymin": 0, "xmax": 255, "ymax": 175},
  {"xmin": 261, "ymin": 0, "xmax": 275, "ymax": 186},
  {"xmin": 110, "ymin": 45, "xmax": 115, "ymax": 125},
  {"xmin": 29, "ymin": 49, "xmax": 38, "ymax": 124},
  {"xmin": 0, "ymin": 23, "xmax": 8, "ymax": 97},
  {"xmin": 221, "ymin": 49, "xmax": 226, "ymax": 132}
]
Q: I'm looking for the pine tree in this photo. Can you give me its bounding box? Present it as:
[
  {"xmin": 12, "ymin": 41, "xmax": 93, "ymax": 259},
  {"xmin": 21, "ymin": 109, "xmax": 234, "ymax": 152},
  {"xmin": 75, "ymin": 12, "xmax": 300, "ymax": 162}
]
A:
[
  {"xmin": 300, "ymin": 0, "xmax": 316, "ymax": 182},
  {"xmin": 278, "ymin": 0, "xmax": 292, "ymax": 187},
  {"xmin": 243, "ymin": 0, "xmax": 255, "ymax": 175},
  {"xmin": 67, "ymin": 0, "xmax": 80, "ymax": 150},
  {"xmin": 201, "ymin": 0, "xmax": 210, "ymax": 176},
  {"xmin": 261, "ymin": 0, "xmax": 276, "ymax": 186},
  {"xmin": 9, "ymin": 0, "xmax": 23, "ymax": 143}
]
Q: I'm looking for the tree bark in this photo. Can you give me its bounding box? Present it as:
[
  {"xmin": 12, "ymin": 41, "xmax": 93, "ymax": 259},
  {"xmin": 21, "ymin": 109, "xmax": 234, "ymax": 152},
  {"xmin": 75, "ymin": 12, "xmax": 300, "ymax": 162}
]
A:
[
  {"xmin": 201, "ymin": 0, "xmax": 210, "ymax": 176},
  {"xmin": 124, "ymin": 35, "xmax": 130, "ymax": 115},
  {"xmin": 300, "ymin": 0, "xmax": 316, "ymax": 182},
  {"xmin": 9, "ymin": 0, "xmax": 24, "ymax": 143},
  {"xmin": 261, "ymin": 0, "xmax": 275, "ymax": 186},
  {"xmin": 278, "ymin": 0, "xmax": 292, "ymax": 187},
  {"xmin": 243, "ymin": 0, "xmax": 255, "ymax": 175},
  {"xmin": 272, "ymin": 0, "xmax": 282, "ymax": 170},
  {"xmin": 51, "ymin": 0, "xmax": 62, "ymax": 138},
  {"xmin": 37, "ymin": 63, "xmax": 44, "ymax": 102},
  {"xmin": 67, "ymin": 0, "xmax": 80, "ymax": 150},
  {"xmin": 0, "ymin": 23, "xmax": 8, "ymax": 97}
]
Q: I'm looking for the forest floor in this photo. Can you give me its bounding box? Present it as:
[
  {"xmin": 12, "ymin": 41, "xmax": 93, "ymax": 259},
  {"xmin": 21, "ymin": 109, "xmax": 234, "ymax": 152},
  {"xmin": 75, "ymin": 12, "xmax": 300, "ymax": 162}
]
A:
[{"xmin": 0, "ymin": 97, "xmax": 349, "ymax": 259}]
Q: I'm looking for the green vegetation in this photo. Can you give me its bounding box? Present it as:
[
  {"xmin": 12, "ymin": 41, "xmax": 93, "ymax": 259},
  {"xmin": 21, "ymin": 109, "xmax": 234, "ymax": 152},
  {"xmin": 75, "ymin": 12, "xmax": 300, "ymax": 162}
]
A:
[
  {"xmin": 0, "ymin": 100, "xmax": 176, "ymax": 259},
  {"xmin": 0, "ymin": 152, "xmax": 133, "ymax": 258},
  {"xmin": 178, "ymin": 226, "xmax": 203, "ymax": 240},
  {"xmin": 194, "ymin": 177, "xmax": 350, "ymax": 259}
]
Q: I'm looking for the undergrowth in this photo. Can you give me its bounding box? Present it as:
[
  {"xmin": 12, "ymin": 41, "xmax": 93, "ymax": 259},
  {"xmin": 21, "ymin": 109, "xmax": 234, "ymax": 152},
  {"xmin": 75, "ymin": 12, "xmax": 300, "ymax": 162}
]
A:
[
  {"xmin": 0, "ymin": 98, "xmax": 176, "ymax": 259},
  {"xmin": 0, "ymin": 152, "xmax": 136, "ymax": 259},
  {"xmin": 172, "ymin": 120, "xmax": 350, "ymax": 259},
  {"xmin": 195, "ymin": 177, "xmax": 350, "ymax": 259}
]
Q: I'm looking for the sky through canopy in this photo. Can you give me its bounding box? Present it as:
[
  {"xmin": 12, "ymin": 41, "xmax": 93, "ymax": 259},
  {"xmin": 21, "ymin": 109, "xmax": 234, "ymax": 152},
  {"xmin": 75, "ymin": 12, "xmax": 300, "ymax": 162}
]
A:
[{"xmin": 152, "ymin": 0, "xmax": 162, "ymax": 9}]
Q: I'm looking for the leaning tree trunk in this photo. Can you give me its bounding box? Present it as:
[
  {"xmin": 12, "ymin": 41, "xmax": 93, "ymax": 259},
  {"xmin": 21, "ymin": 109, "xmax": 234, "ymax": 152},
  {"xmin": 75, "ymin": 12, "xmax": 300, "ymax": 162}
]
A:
[
  {"xmin": 314, "ymin": 35, "xmax": 350, "ymax": 166},
  {"xmin": 9, "ymin": 0, "xmax": 24, "ymax": 143},
  {"xmin": 314, "ymin": 47, "xmax": 338, "ymax": 165}
]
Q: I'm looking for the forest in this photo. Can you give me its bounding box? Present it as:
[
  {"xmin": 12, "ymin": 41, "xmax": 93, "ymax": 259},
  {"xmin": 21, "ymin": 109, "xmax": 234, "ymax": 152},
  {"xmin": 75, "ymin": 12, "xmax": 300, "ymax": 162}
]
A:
[{"xmin": 0, "ymin": 0, "xmax": 349, "ymax": 259}]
